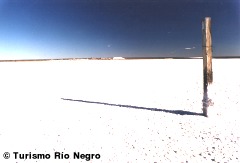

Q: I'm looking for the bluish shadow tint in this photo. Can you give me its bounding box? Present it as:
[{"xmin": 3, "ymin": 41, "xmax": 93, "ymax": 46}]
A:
[{"xmin": 61, "ymin": 98, "xmax": 203, "ymax": 116}]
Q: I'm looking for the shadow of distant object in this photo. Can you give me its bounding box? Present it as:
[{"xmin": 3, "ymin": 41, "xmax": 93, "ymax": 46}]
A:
[{"xmin": 61, "ymin": 98, "xmax": 203, "ymax": 116}]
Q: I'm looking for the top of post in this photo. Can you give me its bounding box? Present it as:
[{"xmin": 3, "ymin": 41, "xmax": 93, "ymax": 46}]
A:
[
  {"xmin": 205, "ymin": 17, "xmax": 211, "ymax": 21},
  {"xmin": 202, "ymin": 17, "xmax": 211, "ymax": 30}
]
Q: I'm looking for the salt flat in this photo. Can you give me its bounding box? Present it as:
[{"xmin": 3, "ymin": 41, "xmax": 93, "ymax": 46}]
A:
[{"xmin": 0, "ymin": 59, "xmax": 240, "ymax": 162}]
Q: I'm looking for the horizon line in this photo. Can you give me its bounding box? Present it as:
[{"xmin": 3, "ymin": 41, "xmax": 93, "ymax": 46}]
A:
[{"xmin": 0, "ymin": 56, "xmax": 240, "ymax": 62}]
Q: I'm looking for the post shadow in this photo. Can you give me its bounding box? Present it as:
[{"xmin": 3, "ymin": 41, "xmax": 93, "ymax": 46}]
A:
[{"xmin": 61, "ymin": 98, "xmax": 204, "ymax": 116}]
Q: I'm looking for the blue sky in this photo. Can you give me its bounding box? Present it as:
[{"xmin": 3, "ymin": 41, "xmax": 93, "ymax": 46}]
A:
[{"xmin": 0, "ymin": 0, "xmax": 239, "ymax": 59}]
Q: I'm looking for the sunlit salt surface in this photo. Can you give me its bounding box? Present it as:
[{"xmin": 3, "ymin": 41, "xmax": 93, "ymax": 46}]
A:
[{"xmin": 0, "ymin": 59, "xmax": 239, "ymax": 162}]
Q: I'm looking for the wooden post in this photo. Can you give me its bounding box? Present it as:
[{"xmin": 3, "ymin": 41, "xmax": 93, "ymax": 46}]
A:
[{"xmin": 202, "ymin": 17, "xmax": 213, "ymax": 117}]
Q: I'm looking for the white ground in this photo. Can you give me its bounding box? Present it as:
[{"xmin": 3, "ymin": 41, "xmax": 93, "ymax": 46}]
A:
[{"xmin": 0, "ymin": 59, "xmax": 239, "ymax": 163}]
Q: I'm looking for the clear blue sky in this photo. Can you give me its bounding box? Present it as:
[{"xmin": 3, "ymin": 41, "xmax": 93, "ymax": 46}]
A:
[{"xmin": 0, "ymin": 0, "xmax": 239, "ymax": 59}]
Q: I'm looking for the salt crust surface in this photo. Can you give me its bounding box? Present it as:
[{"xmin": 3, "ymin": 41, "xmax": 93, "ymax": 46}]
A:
[{"xmin": 0, "ymin": 59, "xmax": 239, "ymax": 162}]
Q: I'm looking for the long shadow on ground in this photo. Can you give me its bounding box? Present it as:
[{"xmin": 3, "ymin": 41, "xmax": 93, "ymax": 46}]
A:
[{"xmin": 61, "ymin": 98, "xmax": 203, "ymax": 116}]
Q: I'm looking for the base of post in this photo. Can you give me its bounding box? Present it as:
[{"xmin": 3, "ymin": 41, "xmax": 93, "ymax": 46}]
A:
[
  {"xmin": 202, "ymin": 98, "xmax": 214, "ymax": 117},
  {"xmin": 203, "ymin": 107, "xmax": 208, "ymax": 117}
]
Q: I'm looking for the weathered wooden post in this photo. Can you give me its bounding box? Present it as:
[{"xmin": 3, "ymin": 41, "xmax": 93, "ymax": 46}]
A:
[{"xmin": 202, "ymin": 17, "xmax": 213, "ymax": 117}]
